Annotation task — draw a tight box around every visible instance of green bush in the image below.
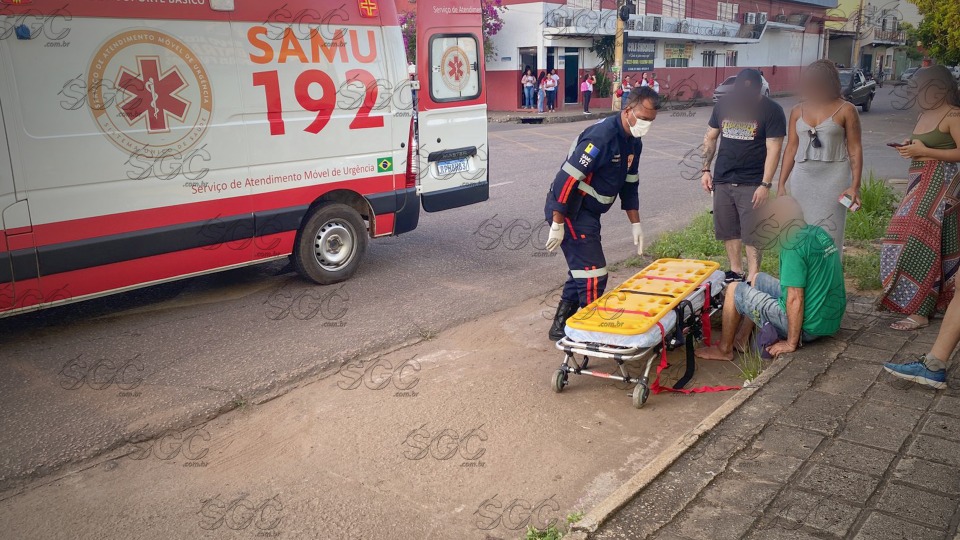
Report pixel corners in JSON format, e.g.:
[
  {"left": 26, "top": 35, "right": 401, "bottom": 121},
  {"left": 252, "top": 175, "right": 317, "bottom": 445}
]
[{"left": 593, "top": 70, "right": 613, "bottom": 98}]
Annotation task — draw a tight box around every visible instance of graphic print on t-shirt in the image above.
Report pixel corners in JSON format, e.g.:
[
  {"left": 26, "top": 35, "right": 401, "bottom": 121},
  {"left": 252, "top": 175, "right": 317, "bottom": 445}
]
[{"left": 721, "top": 119, "right": 759, "bottom": 141}]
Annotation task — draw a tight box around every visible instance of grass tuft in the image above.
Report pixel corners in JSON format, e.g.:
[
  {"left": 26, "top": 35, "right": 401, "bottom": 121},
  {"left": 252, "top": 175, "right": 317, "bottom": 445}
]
[
  {"left": 847, "top": 173, "right": 898, "bottom": 242},
  {"left": 845, "top": 248, "right": 882, "bottom": 290},
  {"left": 733, "top": 347, "right": 765, "bottom": 383}
]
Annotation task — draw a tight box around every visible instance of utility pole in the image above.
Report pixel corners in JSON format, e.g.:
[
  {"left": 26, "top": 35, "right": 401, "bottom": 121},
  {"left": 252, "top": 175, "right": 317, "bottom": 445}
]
[
  {"left": 851, "top": 0, "right": 865, "bottom": 68},
  {"left": 613, "top": 0, "right": 625, "bottom": 110},
  {"left": 613, "top": 0, "right": 633, "bottom": 110}
]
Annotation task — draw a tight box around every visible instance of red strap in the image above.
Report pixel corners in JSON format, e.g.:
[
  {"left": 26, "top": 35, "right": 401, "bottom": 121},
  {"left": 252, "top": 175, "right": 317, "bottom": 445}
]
[
  {"left": 597, "top": 307, "right": 654, "bottom": 317},
  {"left": 701, "top": 283, "right": 712, "bottom": 346},
  {"left": 650, "top": 321, "right": 740, "bottom": 395},
  {"left": 649, "top": 322, "right": 670, "bottom": 394}
]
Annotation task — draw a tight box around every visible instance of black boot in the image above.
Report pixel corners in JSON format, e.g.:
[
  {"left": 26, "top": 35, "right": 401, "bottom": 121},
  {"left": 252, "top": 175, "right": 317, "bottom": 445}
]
[{"left": 548, "top": 301, "right": 579, "bottom": 341}]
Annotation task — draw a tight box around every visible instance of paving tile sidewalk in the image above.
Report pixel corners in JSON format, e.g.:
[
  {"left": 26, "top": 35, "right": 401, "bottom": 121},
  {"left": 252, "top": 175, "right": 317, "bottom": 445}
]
[{"left": 589, "top": 300, "right": 960, "bottom": 540}]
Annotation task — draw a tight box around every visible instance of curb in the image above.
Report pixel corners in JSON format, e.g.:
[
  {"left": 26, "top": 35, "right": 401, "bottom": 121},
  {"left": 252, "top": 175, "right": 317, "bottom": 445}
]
[
  {"left": 571, "top": 350, "right": 797, "bottom": 535},
  {"left": 487, "top": 110, "right": 618, "bottom": 124},
  {"left": 487, "top": 92, "right": 793, "bottom": 125}
]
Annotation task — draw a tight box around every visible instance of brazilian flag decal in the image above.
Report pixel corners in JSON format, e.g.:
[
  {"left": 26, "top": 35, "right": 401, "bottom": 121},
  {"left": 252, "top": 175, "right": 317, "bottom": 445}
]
[{"left": 377, "top": 157, "right": 393, "bottom": 173}]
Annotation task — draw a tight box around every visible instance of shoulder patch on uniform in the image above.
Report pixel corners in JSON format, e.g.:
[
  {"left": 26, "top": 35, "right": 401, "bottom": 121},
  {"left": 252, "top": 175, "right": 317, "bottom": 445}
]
[{"left": 584, "top": 143, "right": 600, "bottom": 157}]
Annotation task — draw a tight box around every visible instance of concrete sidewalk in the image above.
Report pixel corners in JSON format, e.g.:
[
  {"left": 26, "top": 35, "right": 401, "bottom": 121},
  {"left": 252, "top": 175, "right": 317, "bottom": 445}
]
[{"left": 579, "top": 299, "right": 960, "bottom": 539}]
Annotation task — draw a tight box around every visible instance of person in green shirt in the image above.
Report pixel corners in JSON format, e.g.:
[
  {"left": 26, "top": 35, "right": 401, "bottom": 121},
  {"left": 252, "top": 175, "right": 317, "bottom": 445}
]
[{"left": 697, "top": 196, "right": 846, "bottom": 361}]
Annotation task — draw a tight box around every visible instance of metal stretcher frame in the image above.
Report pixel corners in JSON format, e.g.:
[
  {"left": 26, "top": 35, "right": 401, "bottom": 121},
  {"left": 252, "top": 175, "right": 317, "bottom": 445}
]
[{"left": 552, "top": 285, "right": 725, "bottom": 409}]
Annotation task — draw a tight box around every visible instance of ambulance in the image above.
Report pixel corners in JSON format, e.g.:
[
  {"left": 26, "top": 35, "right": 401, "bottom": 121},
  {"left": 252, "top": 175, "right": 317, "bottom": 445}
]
[{"left": 0, "top": 0, "right": 489, "bottom": 316}]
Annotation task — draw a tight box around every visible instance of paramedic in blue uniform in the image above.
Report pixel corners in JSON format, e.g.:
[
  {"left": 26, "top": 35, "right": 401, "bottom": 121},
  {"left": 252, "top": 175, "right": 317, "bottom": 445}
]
[{"left": 545, "top": 86, "right": 660, "bottom": 341}]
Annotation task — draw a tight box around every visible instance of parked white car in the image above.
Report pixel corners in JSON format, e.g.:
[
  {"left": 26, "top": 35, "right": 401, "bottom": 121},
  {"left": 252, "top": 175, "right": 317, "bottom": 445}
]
[
  {"left": 712, "top": 75, "right": 771, "bottom": 102},
  {"left": 899, "top": 67, "right": 920, "bottom": 83}
]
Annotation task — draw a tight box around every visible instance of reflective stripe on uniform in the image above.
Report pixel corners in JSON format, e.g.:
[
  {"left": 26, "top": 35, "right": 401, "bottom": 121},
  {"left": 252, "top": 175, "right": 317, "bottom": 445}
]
[
  {"left": 561, "top": 162, "right": 586, "bottom": 181},
  {"left": 625, "top": 173, "right": 639, "bottom": 183},
  {"left": 577, "top": 181, "right": 616, "bottom": 204},
  {"left": 570, "top": 267, "right": 608, "bottom": 278},
  {"left": 558, "top": 176, "right": 578, "bottom": 203}
]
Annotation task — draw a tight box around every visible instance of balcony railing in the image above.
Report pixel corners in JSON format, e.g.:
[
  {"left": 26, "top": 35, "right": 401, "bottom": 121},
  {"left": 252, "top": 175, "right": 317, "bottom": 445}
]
[
  {"left": 626, "top": 15, "right": 754, "bottom": 40},
  {"left": 873, "top": 29, "right": 905, "bottom": 43},
  {"left": 543, "top": 5, "right": 617, "bottom": 35}
]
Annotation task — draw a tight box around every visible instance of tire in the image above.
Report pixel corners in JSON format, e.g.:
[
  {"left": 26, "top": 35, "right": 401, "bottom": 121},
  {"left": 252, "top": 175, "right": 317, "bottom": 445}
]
[
  {"left": 632, "top": 383, "right": 650, "bottom": 409},
  {"left": 293, "top": 202, "right": 368, "bottom": 285},
  {"left": 861, "top": 96, "right": 872, "bottom": 112},
  {"left": 552, "top": 369, "right": 568, "bottom": 393}
]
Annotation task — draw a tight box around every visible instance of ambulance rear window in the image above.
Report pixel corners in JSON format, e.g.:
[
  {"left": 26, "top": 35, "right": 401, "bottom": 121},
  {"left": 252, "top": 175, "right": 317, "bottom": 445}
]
[{"left": 428, "top": 34, "right": 481, "bottom": 102}]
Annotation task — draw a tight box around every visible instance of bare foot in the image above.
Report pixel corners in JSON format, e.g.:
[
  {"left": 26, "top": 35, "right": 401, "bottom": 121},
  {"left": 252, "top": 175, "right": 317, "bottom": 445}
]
[{"left": 695, "top": 345, "right": 735, "bottom": 361}]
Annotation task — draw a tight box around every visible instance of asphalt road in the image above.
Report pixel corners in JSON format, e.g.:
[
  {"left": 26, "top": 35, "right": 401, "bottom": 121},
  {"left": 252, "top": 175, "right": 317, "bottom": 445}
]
[{"left": 0, "top": 87, "right": 916, "bottom": 491}]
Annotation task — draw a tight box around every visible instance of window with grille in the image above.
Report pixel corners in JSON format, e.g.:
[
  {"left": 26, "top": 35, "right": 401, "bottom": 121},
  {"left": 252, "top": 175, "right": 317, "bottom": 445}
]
[
  {"left": 702, "top": 50, "right": 717, "bottom": 67},
  {"left": 725, "top": 50, "right": 738, "bottom": 66},
  {"left": 716, "top": 2, "right": 739, "bottom": 22},
  {"left": 662, "top": 0, "right": 686, "bottom": 18}
]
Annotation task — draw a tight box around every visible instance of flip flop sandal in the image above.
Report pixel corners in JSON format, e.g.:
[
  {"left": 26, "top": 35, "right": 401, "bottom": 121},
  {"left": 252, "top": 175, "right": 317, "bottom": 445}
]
[{"left": 890, "top": 317, "right": 929, "bottom": 331}]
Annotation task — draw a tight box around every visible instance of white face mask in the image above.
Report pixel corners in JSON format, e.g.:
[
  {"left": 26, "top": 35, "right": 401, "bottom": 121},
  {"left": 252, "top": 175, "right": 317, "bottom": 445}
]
[{"left": 629, "top": 110, "right": 652, "bottom": 138}]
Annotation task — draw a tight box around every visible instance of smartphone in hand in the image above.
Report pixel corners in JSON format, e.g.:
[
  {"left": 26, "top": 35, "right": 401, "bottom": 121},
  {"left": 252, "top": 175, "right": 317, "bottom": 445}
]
[
  {"left": 887, "top": 142, "right": 906, "bottom": 148},
  {"left": 839, "top": 194, "right": 861, "bottom": 212}
]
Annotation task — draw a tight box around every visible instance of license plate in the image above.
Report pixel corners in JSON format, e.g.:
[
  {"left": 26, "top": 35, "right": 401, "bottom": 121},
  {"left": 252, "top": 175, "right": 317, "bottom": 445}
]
[{"left": 437, "top": 158, "right": 469, "bottom": 175}]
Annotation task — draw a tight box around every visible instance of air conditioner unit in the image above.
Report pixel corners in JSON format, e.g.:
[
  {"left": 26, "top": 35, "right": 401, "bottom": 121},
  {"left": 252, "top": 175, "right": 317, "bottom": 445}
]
[
  {"left": 744, "top": 12, "right": 756, "bottom": 24},
  {"left": 757, "top": 12, "right": 768, "bottom": 24}
]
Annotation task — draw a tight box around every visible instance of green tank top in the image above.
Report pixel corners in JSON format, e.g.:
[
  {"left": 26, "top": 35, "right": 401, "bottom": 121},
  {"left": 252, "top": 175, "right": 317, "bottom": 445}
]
[{"left": 912, "top": 110, "right": 958, "bottom": 150}]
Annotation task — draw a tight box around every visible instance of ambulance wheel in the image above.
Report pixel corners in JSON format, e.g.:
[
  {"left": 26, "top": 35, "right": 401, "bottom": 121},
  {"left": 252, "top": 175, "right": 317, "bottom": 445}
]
[
  {"left": 294, "top": 203, "right": 367, "bottom": 285},
  {"left": 552, "top": 369, "right": 568, "bottom": 393},
  {"left": 632, "top": 383, "right": 650, "bottom": 409}
]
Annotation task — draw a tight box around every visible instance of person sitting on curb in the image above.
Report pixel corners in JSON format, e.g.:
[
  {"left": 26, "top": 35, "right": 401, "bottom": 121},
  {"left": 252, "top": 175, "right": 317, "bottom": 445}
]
[
  {"left": 696, "top": 196, "right": 846, "bottom": 361},
  {"left": 884, "top": 292, "right": 960, "bottom": 389}
]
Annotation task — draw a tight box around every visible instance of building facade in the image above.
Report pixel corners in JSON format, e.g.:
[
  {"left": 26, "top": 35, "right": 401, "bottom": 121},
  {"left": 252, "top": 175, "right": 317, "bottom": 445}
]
[
  {"left": 486, "top": 0, "right": 839, "bottom": 110},
  {"left": 824, "top": 0, "right": 919, "bottom": 78}
]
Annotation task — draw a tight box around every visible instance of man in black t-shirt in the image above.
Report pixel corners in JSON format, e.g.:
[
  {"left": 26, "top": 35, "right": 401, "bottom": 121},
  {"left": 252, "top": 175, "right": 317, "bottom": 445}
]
[{"left": 700, "top": 69, "right": 786, "bottom": 282}]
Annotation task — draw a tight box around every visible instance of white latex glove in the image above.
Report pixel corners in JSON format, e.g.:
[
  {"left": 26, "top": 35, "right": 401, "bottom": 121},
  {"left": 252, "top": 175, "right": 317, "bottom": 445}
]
[
  {"left": 632, "top": 222, "right": 644, "bottom": 255},
  {"left": 545, "top": 221, "right": 564, "bottom": 251}
]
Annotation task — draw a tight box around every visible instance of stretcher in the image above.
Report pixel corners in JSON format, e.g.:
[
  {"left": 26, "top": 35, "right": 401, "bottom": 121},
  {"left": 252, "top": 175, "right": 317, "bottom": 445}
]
[{"left": 552, "top": 259, "right": 738, "bottom": 408}]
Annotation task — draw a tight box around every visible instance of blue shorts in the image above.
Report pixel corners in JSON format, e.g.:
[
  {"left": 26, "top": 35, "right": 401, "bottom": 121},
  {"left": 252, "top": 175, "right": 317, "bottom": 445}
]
[{"left": 733, "top": 273, "right": 819, "bottom": 343}]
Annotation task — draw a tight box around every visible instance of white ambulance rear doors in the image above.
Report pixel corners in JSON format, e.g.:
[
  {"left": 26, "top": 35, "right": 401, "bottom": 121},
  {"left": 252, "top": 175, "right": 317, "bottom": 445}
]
[{"left": 415, "top": 0, "right": 489, "bottom": 212}]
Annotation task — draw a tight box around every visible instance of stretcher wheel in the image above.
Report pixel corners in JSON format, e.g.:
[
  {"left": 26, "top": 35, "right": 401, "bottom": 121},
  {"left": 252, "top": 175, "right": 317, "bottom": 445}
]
[
  {"left": 552, "top": 369, "right": 568, "bottom": 393},
  {"left": 632, "top": 383, "right": 650, "bottom": 409}
]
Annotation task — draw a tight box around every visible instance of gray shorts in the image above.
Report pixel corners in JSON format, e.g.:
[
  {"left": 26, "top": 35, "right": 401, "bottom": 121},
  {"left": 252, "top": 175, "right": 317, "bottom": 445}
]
[
  {"left": 713, "top": 182, "right": 759, "bottom": 245},
  {"left": 733, "top": 273, "right": 819, "bottom": 343}
]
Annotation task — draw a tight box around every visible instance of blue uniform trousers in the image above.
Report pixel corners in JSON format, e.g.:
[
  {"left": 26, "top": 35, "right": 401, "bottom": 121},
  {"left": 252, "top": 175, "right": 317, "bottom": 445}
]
[{"left": 559, "top": 210, "right": 608, "bottom": 307}]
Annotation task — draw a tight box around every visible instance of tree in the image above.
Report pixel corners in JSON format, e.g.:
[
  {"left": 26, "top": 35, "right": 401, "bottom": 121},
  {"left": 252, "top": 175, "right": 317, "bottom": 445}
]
[
  {"left": 399, "top": 11, "right": 416, "bottom": 64},
  {"left": 481, "top": 0, "right": 507, "bottom": 60},
  {"left": 398, "top": 0, "right": 508, "bottom": 63},
  {"left": 589, "top": 35, "right": 617, "bottom": 71},
  {"left": 899, "top": 22, "right": 924, "bottom": 62},
  {"left": 908, "top": 0, "right": 960, "bottom": 65}
]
